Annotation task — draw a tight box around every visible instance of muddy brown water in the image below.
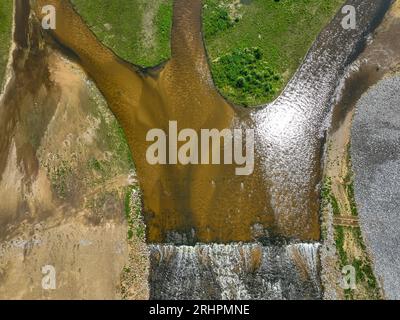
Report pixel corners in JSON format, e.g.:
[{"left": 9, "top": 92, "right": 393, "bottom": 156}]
[{"left": 24, "top": 0, "right": 392, "bottom": 245}]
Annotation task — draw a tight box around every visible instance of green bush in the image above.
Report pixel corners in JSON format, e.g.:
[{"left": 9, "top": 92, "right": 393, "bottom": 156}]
[
  {"left": 203, "top": 0, "right": 235, "bottom": 37},
  {"left": 212, "top": 47, "right": 281, "bottom": 106},
  {"left": 205, "top": 0, "right": 346, "bottom": 106}
]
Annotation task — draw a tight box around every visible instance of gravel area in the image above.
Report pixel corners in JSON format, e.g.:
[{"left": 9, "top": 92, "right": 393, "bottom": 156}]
[{"left": 351, "top": 76, "right": 400, "bottom": 300}]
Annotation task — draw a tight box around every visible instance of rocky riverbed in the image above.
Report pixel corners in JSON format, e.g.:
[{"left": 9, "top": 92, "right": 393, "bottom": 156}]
[{"left": 351, "top": 76, "right": 400, "bottom": 300}]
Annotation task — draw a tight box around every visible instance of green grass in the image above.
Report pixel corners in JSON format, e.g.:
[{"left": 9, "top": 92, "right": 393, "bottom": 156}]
[
  {"left": 72, "top": 0, "right": 344, "bottom": 105},
  {"left": 49, "top": 160, "right": 74, "bottom": 199},
  {"left": 0, "top": 0, "right": 13, "bottom": 88},
  {"left": 334, "top": 225, "right": 381, "bottom": 299},
  {"left": 155, "top": 1, "right": 173, "bottom": 63},
  {"left": 335, "top": 225, "right": 347, "bottom": 265},
  {"left": 71, "top": 0, "right": 173, "bottom": 67},
  {"left": 204, "top": 0, "right": 345, "bottom": 105},
  {"left": 346, "top": 181, "right": 358, "bottom": 216},
  {"left": 203, "top": 0, "right": 235, "bottom": 38},
  {"left": 124, "top": 186, "right": 145, "bottom": 240},
  {"left": 321, "top": 177, "right": 341, "bottom": 216}
]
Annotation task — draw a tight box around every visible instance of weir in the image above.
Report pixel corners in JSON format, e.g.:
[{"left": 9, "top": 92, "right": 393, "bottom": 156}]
[{"left": 149, "top": 243, "right": 321, "bottom": 299}]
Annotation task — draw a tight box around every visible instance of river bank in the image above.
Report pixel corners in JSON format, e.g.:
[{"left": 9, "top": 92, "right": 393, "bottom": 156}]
[
  {"left": 320, "top": 0, "right": 400, "bottom": 300},
  {"left": 0, "top": 1, "right": 148, "bottom": 299},
  {"left": 0, "top": 0, "right": 14, "bottom": 94}
]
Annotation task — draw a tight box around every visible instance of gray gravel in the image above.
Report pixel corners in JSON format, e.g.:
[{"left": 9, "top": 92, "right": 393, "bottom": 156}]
[{"left": 351, "top": 76, "right": 400, "bottom": 300}]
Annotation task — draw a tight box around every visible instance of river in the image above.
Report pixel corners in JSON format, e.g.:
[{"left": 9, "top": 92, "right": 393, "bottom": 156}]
[{"left": 7, "top": 0, "right": 394, "bottom": 299}]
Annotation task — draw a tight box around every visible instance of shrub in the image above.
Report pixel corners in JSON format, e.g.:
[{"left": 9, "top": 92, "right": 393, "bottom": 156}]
[
  {"left": 203, "top": 0, "right": 234, "bottom": 37},
  {"left": 212, "top": 47, "right": 281, "bottom": 106}
]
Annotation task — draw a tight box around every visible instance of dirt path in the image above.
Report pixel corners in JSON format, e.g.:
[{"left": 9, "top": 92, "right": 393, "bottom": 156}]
[
  {"left": 333, "top": 217, "right": 359, "bottom": 227},
  {"left": 141, "top": 0, "right": 162, "bottom": 51}
]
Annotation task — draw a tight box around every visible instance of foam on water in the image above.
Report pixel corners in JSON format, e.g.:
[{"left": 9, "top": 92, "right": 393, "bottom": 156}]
[{"left": 149, "top": 243, "right": 321, "bottom": 300}]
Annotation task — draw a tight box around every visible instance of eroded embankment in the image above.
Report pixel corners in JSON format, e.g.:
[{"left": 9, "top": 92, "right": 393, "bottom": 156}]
[{"left": 0, "top": 0, "right": 148, "bottom": 299}]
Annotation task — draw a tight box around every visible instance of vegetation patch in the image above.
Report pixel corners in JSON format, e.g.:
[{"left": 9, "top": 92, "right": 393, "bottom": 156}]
[
  {"left": 334, "top": 225, "right": 381, "bottom": 300},
  {"left": 346, "top": 181, "right": 358, "bottom": 216},
  {"left": 203, "top": 0, "right": 240, "bottom": 38},
  {"left": 322, "top": 140, "right": 381, "bottom": 300},
  {"left": 344, "top": 151, "right": 359, "bottom": 217},
  {"left": 321, "top": 177, "right": 340, "bottom": 216},
  {"left": 72, "top": 0, "right": 345, "bottom": 105},
  {"left": 204, "top": 0, "right": 345, "bottom": 105},
  {"left": 71, "top": 0, "right": 173, "bottom": 67},
  {"left": 212, "top": 47, "right": 281, "bottom": 106},
  {"left": 47, "top": 160, "right": 74, "bottom": 199},
  {"left": 120, "top": 184, "right": 148, "bottom": 300},
  {"left": 124, "top": 186, "right": 145, "bottom": 240},
  {"left": 0, "top": 0, "right": 13, "bottom": 88},
  {"left": 155, "top": 2, "right": 173, "bottom": 63}
]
